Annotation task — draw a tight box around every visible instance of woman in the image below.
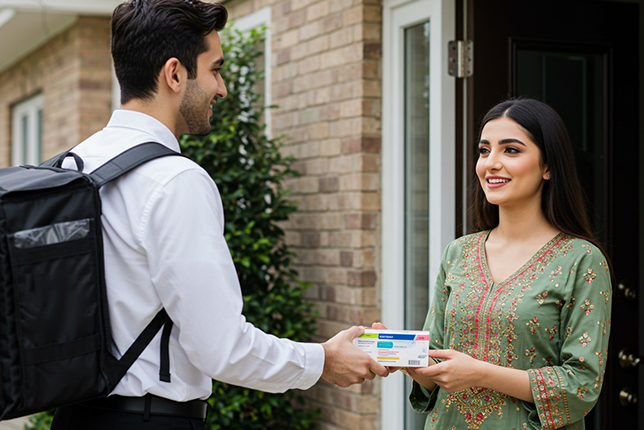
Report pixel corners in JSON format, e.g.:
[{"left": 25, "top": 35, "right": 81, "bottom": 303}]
[{"left": 377, "top": 98, "right": 612, "bottom": 429}]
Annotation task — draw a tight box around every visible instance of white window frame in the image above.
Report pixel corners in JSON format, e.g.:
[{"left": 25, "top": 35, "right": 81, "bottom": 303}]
[
  {"left": 12, "top": 93, "right": 44, "bottom": 166},
  {"left": 381, "top": 0, "right": 455, "bottom": 426},
  {"left": 233, "top": 7, "right": 272, "bottom": 138}
]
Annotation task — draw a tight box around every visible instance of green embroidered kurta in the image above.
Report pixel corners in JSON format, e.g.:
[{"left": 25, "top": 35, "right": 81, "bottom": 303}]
[{"left": 409, "top": 231, "right": 612, "bottom": 430}]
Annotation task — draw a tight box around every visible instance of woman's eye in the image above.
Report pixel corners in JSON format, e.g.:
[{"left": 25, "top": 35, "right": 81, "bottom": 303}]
[
  {"left": 476, "top": 146, "right": 490, "bottom": 155},
  {"left": 505, "top": 146, "right": 520, "bottom": 154}
]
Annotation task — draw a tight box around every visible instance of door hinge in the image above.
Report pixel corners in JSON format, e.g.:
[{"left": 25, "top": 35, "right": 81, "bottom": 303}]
[{"left": 448, "top": 40, "right": 473, "bottom": 78}]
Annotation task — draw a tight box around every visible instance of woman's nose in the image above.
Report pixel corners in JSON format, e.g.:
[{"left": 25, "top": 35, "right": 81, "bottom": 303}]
[{"left": 485, "top": 149, "right": 502, "bottom": 170}]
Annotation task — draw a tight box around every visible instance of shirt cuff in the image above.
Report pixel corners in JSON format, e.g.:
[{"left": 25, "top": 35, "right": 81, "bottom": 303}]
[
  {"left": 294, "top": 343, "right": 325, "bottom": 390},
  {"left": 409, "top": 380, "right": 440, "bottom": 413}
]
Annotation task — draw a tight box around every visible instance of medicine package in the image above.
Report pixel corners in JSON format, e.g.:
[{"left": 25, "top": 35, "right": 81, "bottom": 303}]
[{"left": 353, "top": 329, "right": 429, "bottom": 367}]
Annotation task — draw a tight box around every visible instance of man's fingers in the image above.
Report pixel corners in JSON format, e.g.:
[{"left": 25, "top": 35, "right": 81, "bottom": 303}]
[
  {"left": 369, "top": 359, "right": 389, "bottom": 377},
  {"left": 344, "top": 325, "right": 366, "bottom": 340}
]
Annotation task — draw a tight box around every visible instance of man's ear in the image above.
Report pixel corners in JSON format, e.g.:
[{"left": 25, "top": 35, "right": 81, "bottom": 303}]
[{"left": 161, "top": 57, "right": 184, "bottom": 94}]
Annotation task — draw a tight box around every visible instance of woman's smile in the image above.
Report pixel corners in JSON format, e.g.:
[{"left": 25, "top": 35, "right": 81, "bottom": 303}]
[{"left": 476, "top": 116, "right": 550, "bottom": 208}]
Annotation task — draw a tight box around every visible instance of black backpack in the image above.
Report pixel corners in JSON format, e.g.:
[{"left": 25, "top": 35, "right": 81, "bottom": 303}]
[{"left": 0, "top": 142, "right": 182, "bottom": 420}]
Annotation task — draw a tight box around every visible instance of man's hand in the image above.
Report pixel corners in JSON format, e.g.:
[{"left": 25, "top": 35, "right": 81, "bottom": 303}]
[{"left": 321, "top": 326, "right": 389, "bottom": 387}]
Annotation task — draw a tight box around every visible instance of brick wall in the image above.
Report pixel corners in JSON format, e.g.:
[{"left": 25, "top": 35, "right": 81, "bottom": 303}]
[
  {"left": 226, "top": 0, "right": 383, "bottom": 428},
  {"left": 0, "top": 16, "right": 113, "bottom": 167}
]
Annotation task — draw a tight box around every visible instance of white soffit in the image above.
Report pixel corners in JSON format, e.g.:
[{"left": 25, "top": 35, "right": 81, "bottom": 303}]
[{"left": 0, "top": 1, "right": 121, "bottom": 73}]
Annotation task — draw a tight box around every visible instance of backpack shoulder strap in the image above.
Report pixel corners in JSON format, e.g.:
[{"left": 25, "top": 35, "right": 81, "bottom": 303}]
[
  {"left": 90, "top": 142, "right": 186, "bottom": 188},
  {"left": 40, "top": 148, "right": 84, "bottom": 172}
]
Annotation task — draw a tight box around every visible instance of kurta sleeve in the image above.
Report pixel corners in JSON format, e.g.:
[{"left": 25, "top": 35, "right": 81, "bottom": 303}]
[
  {"left": 527, "top": 244, "right": 612, "bottom": 429},
  {"left": 409, "top": 243, "right": 452, "bottom": 413}
]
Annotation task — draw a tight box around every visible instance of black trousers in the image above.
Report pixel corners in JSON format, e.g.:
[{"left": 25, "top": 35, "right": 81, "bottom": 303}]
[{"left": 50, "top": 405, "right": 207, "bottom": 430}]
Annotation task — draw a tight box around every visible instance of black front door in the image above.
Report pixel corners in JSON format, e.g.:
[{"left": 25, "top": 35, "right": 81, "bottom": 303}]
[{"left": 463, "top": 0, "right": 641, "bottom": 428}]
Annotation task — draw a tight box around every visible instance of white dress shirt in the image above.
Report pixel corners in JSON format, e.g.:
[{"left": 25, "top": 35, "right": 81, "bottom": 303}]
[{"left": 63, "top": 110, "right": 324, "bottom": 401}]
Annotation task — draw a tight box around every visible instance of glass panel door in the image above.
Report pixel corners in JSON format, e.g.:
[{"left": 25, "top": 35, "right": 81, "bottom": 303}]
[
  {"left": 515, "top": 49, "right": 605, "bottom": 238},
  {"left": 404, "top": 20, "right": 430, "bottom": 430}
]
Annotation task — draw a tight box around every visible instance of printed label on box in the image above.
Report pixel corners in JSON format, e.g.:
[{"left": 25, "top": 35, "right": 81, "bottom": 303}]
[{"left": 353, "top": 329, "right": 429, "bottom": 367}]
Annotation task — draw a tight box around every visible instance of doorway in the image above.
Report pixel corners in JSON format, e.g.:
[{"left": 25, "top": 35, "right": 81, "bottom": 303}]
[{"left": 460, "top": 0, "right": 641, "bottom": 428}]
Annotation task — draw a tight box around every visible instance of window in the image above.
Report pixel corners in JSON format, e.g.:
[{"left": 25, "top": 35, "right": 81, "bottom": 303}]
[
  {"left": 233, "top": 7, "right": 272, "bottom": 137},
  {"left": 12, "top": 93, "right": 44, "bottom": 166},
  {"left": 381, "top": 0, "right": 455, "bottom": 427}
]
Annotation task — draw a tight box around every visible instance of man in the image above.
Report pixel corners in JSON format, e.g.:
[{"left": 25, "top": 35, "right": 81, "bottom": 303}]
[{"left": 50, "top": 1, "right": 387, "bottom": 429}]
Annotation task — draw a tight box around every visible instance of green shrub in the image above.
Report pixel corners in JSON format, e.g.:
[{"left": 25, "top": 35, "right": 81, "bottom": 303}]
[
  {"left": 180, "top": 25, "right": 320, "bottom": 430},
  {"left": 25, "top": 25, "right": 318, "bottom": 430}
]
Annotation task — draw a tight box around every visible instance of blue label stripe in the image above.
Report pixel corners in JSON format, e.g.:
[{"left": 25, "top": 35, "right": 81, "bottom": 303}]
[{"left": 377, "top": 334, "right": 416, "bottom": 340}]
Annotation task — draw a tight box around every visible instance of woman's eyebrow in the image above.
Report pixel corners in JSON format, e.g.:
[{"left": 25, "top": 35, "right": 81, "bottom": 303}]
[
  {"left": 499, "top": 138, "right": 526, "bottom": 146},
  {"left": 478, "top": 138, "right": 526, "bottom": 146}
]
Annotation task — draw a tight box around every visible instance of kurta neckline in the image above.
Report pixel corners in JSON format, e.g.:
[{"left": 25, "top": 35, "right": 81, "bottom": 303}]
[{"left": 479, "top": 230, "right": 565, "bottom": 287}]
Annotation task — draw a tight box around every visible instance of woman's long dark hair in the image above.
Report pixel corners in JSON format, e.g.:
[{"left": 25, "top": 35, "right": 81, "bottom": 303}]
[{"left": 473, "top": 98, "right": 610, "bottom": 260}]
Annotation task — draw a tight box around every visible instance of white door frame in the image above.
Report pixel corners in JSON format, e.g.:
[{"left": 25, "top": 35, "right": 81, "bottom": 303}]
[{"left": 381, "top": 0, "right": 455, "bottom": 426}]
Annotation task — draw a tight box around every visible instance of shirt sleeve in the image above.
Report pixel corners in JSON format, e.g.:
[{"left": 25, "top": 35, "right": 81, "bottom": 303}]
[
  {"left": 139, "top": 166, "right": 324, "bottom": 393},
  {"left": 527, "top": 244, "right": 612, "bottom": 429},
  {"left": 409, "top": 242, "right": 452, "bottom": 413}
]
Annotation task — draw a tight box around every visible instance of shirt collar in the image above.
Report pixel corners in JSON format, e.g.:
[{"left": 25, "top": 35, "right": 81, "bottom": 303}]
[{"left": 106, "top": 110, "right": 181, "bottom": 153}]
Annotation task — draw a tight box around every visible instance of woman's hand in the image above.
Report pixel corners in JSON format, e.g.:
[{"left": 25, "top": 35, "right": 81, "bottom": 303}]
[{"left": 411, "top": 349, "right": 483, "bottom": 393}]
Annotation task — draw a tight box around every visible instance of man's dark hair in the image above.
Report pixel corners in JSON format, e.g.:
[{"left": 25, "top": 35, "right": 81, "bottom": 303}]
[{"left": 111, "top": 0, "right": 228, "bottom": 104}]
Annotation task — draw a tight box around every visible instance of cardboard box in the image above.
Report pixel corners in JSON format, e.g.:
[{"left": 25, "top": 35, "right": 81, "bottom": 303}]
[{"left": 353, "top": 329, "right": 429, "bottom": 367}]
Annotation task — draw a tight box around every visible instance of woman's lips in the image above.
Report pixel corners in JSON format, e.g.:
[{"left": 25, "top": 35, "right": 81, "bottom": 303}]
[{"left": 486, "top": 177, "right": 510, "bottom": 188}]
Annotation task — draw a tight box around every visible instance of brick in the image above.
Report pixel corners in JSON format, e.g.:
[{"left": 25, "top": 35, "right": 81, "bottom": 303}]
[
  {"left": 274, "top": 81, "right": 292, "bottom": 98},
  {"left": 323, "top": 14, "right": 344, "bottom": 33},
  {"left": 308, "top": 35, "right": 330, "bottom": 54},
  {"left": 299, "top": 21, "right": 322, "bottom": 41},
  {"left": 319, "top": 139, "right": 342, "bottom": 156},
  {"left": 299, "top": 106, "right": 321, "bottom": 124},
  {"left": 299, "top": 176, "right": 320, "bottom": 193},
  {"left": 307, "top": 0, "right": 330, "bottom": 21},
  {"left": 272, "top": 1, "right": 292, "bottom": 18},
  {"left": 329, "top": 118, "right": 360, "bottom": 137},
  {"left": 362, "top": 79, "right": 381, "bottom": 97},
  {"left": 319, "top": 176, "right": 339, "bottom": 192},
  {"left": 343, "top": 5, "right": 362, "bottom": 26},
  {"left": 361, "top": 116, "right": 381, "bottom": 134},
  {"left": 277, "top": 29, "right": 300, "bottom": 49},
  {"left": 301, "top": 232, "right": 321, "bottom": 247},
  {"left": 340, "top": 99, "right": 362, "bottom": 117},
  {"left": 329, "top": 0, "right": 354, "bottom": 13},
  {"left": 342, "top": 137, "right": 381, "bottom": 154},
  {"left": 363, "top": 43, "right": 381, "bottom": 59},
  {"left": 328, "top": 231, "right": 353, "bottom": 247},
  {"left": 289, "top": 9, "right": 307, "bottom": 28},
  {"left": 276, "top": 49, "right": 291, "bottom": 66},
  {"left": 330, "top": 27, "right": 355, "bottom": 49},
  {"left": 273, "top": 16, "right": 290, "bottom": 35},
  {"left": 284, "top": 230, "right": 301, "bottom": 246},
  {"left": 340, "top": 251, "right": 353, "bottom": 267},
  {"left": 320, "top": 104, "right": 341, "bottom": 121},
  {"left": 303, "top": 194, "right": 329, "bottom": 211},
  {"left": 292, "top": 0, "right": 317, "bottom": 11},
  {"left": 353, "top": 154, "right": 379, "bottom": 172},
  {"left": 360, "top": 192, "right": 381, "bottom": 210},
  {"left": 273, "top": 63, "right": 299, "bottom": 82},
  {"left": 364, "top": 4, "right": 381, "bottom": 21},
  {"left": 319, "top": 285, "right": 337, "bottom": 301},
  {"left": 299, "top": 55, "right": 321, "bottom": 74},
  {"left": 305, "top": 157, "right": 329, "bottom": 174},
  {"left": 329, "top": 155, "right": 353, "bottom": 173},
  {"left": 343, "top": 213, "right": 377, "bottom": 229}
]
